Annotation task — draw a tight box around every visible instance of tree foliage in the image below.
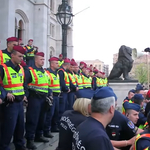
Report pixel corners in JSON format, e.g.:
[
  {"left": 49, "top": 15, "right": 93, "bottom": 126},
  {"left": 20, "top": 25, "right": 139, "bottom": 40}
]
[{"left": 134, "top": 63, "right": 148, "bottom": 84}]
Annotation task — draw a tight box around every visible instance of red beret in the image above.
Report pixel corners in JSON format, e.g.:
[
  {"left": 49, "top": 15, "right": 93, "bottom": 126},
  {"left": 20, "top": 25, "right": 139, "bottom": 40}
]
[
  {"left": 89, "top": 69, "right": 93, "bottom": 72},
  {"left": 146, "top": 90, "right": 150, "bottom": 98},
  {"left": 59, "top": 54, "right": 63, "bottom": 57},
  {"left": 49, "top": 57, "right": 59, "bottom": 62},
  {"left": 90, "top": 64, "right": 93, "bottom": 67},
  {"left": 71, "top": 59, "right": 75, "bottom": 62},
  {"left": 80, "top": 61, "right": 85, "bottom": 65},
  {"left": 36, "top": 52, "right": 44, "bottom": 57},
  {"left": 93, "top": 67, "right": 96, "bottom": 69},
  {"left": 28, "top": 39, "right": 33, "bottom": 42},
  {"left": 13, "top": 45, "right": 26, "bottom": 54},
  {"left": 93, "top": 69, "right": 98, "bottom": 74},
  {"left": 7, "top": 37, "right": 18, "bottom": 42},
  {"left": 71, "top": 61, "right": 78, "bottom": 66},
  {"left": 99, "top": 71, "right": 103, "bottom": 74},
  {"left": 20, "top": 60, "right": 27, "bottom": 67},
  {"left": 87, "top": 68, "right": 91, "bottom": 71},
  {"left": 19, "top": 38, "right": 22, "bottom": 41},
  {"left": 103, "top": 72, "right": 105, "bottom": 75},
  {"left": 82, "top": 63, "right": 87, "bottom": 69},
  {"left": 64, "top": 58, "right": 71, "bottom": 63}
]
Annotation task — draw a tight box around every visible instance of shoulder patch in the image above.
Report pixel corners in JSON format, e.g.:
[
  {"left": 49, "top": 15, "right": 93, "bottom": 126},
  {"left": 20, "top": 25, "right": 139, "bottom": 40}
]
[{"left": 127, "top": 121, "right": 135, "bottom": 129}]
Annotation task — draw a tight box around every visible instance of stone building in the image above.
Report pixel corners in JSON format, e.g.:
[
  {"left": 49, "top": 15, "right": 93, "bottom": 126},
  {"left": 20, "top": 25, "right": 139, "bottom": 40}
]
[{"left": 0, "top": 0, "right": 73, "bottom": 67}]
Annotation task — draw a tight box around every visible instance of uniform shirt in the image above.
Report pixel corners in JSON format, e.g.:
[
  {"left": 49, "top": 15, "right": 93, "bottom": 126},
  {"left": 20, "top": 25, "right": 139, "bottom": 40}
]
[
  {"left": 57, "top": 110, "right": 87, "bottom": 150},
  {"left": 58, "top": 66, "right": 69, "bottom": 92},
  {"left": 0, "top": 60, "right": 25, "bottom": 101},
  {"left": 25, "top": 64, "right": 52, "bottom": 97},
  {"left": 73, "top": 117, "right": 114, "bottom": 150},
  {"left": 92, "top": 76, "right": 98, "bottom": 90},
  {"left": 106, "top": 110, "right": 137, "bottom": 150},
  {"left": 2, "top": 49, "right": 11, "bottom": 59}
]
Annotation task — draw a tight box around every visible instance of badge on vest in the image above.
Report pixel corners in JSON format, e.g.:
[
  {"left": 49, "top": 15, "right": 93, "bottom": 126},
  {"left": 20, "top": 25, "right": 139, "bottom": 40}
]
[
  {"left": 18, "top": 73, "right": 23, "bottom": 76},
  {"left": 11, "top": 73, "right": 17, "bottom": 78},
  {"left": 38, "top": 74, "right": 43, "bottom": 77},
  {"left": 127, "top": 121, "right": 134, "bottom": 129}
]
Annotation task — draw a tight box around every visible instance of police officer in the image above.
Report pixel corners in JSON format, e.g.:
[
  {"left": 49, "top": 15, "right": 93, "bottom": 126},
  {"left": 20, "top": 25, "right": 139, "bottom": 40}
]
[
  {"left": 24, "top": 39, "right": 38, "bottom": 67},
  {"left": 73, "top": 87, "right": 116, "bottom": 150},
  {"left": 106, "top": 96, "right": 143, "bottom": 150},
  {"left": 58, "top": 54, "right": 64, "bottom": 68},
  {"left": 92, "top": 69, "right": 100, "bottom": 90},
  {"left": 44, "top": 57, "right": 60, "bottom": 137},
  {"left": 135, "top": 84, "right": 144, "bottom": 94},
  {"left": 67, "top": 60, "right": 78, "bottom": 110},
  {"left": 78, "top": 61, "right": 86, "bottom": 73},
  {"left": 134, "top": 111, "right": 150, "bottom": 150},
  {"left": 58, "top": 58, "right": 70, "bottom": 119},
  {"left": 25, "top": 52, "right": 50, "bottom": 149},
  {"left": 0, "top": 46, "right": 26, "bottom": 150},
  {"left": 132, "top": 94, "right": 147, "bottom": 129},
  {"left": 124, "top": 103, "right": 140, "bottom": 125},
  {"left": 102, "top": 72, "right": 108, "bottom": 87},
  {"left": 0, "top": 37, "right": 18, "bottom": 65},
  {"left": 75, "top": 63, "right": 94, "bottom": 99},
  {"left": 122, "top": 89, "right": 135, "bottom": 115}
]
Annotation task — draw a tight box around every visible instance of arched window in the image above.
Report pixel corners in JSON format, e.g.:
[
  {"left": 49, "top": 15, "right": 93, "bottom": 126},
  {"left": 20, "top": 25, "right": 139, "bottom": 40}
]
[
  {"left": 18, "top": 20, "right": 23, "bottom": 39},
  {"left": 50, "top": 47, "right": 55, "bottom": 58}
]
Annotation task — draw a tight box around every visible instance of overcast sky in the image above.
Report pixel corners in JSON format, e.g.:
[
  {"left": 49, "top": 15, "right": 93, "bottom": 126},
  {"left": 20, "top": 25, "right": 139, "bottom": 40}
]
[{"left": 73, "top": 0, "right": 150, "bottom": 69}]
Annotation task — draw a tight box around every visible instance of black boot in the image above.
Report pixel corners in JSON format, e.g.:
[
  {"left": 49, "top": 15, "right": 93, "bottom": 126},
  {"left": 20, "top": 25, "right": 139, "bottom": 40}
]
[
  {"left": 34, "top": 136, "right": 49, "bottom": 143},
  {"left": 26, "top": 140, "right": 37, "bottom": 150},
  {"left": 51, "top": 128, "right": 59, "bottom": 132},
  {"left": 44, "top": 131, "right": 54, "bottom": 138},
  {"left": 15, "top": 146, "right": 27, "bottom": 150}
]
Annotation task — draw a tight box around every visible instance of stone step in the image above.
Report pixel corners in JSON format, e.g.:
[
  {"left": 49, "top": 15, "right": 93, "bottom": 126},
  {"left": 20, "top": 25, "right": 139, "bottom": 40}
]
[
  {"left": 43, "top": 140, "right": 58, "bottom": 150},
  {"left": 10, "top": 133, "right": 59, "bottom": 150}
]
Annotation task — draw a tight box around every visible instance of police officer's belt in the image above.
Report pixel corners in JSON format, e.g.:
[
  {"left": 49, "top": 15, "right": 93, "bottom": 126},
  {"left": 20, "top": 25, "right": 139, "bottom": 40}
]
[{"left": 53, "top": 92, "right": 61, "bottom": 97}]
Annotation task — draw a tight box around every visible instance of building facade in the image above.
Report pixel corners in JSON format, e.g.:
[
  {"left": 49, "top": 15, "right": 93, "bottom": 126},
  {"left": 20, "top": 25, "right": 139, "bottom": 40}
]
[
  {"left": 0, "top": 0, "right": 73, "bottom": 67},
  {"left": 76, "top": 59, "right": 109, "bottom": 77}
]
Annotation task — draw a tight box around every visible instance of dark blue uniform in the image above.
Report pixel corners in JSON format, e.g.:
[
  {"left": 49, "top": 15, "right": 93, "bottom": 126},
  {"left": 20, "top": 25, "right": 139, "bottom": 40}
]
[
  {"left": 135, "top": 129, "right": 150, "bottom": 149},
  {"left": 58, "top": 66, "right": 70, "bottom": 119},
  {"left": 106, "top": 110, "right": 137, "bottom": 150},
  {"left": 73, "top": 117, "right": 114, "bottom": 150},
  {"left": 0, "top": 60, "right": 25, "bottom": 150},
  {"left": 25, "top": 65, "right": 51, "bottom": 140},
  {"left": 57, "top": 110, "right": 87, "bottom": 150},
  {"left": 92, "top": 76, "right": 97, "bottom": 90},
  {"left": 136, "top": 111, "right": 147, "bottom": 128},
  {"left": 44, "top": 68, "right": 59, "bottom": 133}
]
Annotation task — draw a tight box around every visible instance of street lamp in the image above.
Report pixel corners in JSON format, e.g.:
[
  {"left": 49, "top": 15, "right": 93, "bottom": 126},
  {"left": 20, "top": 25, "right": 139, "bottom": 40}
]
[{"left": 56, "top": 0, "right": 73, "bottom": 58}]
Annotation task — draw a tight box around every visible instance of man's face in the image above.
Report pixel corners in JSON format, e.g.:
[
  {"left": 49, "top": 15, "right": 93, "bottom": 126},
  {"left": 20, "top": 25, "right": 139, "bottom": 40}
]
[
  {"left": 128, "top": 92, "right": 135, "bottom": 100},
  {"left": 89, "top": 72, "right": 93, "bottom": 76},
  {"left": 69, "top": 65, "right": 73, "bottom": 72},
  {"left": 73, "top": 66, "right": 79, "bottom": 73},
  {"left": 126, "top": 110, "right": 139, "bottom": 124},
  {"left": 28, "top": 41, "right": 33, "bottom": 46},
  {"left": 59, "top": 56, "right": 63, "bottom": 60},
  {"left": 35, "top": 56, "right": 45, "bottom": 67},
  {"left": 8, "top": 41, "right": 18, "bottom": 51},
  {"left": 12, "top": 51, "right": 23, "bottom": 64},
  {"left": 51, "top": 61, "right": 59, "bottom": 70}
]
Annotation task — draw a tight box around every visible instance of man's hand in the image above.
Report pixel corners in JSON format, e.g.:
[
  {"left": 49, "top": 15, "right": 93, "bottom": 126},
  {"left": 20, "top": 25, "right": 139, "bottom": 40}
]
[
  {"left": 0, "top": 98, "right": 3, "bottom": 104},
  {"left": 67, "top": 89, "right": 70, "bottom": 93},
  {"left": 76, "top": 87, "right": 79, "bottom": 91},
  {"left": 7, "top": 93, "right": 15, "bottom": 101},
  {"left": 127, "top": 136, "right": 136, "bottom": 145},
  {"left": 23, "top": 96, "right": 28, "bottom": 103}
]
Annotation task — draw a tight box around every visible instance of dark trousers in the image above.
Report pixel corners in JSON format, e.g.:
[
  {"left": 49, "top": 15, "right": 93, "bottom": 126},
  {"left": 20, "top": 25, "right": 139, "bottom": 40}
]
[
  {"left": 68, "top": 92, "right": 75, "bottom": 110},
  {"left": 25, "top": 96, "right": 46, "bottom": 140},
  {"left": 26, "top": 57, "right": 34, "bottom": 67},
  {"left": 0, "top": 101, "right": 25, "bottom": 150},
  {"left": 44, "top": 96, "right": 59, "bottom": 132},
  {"left": 59, "top": 93, "right": 68, "bottom": 121}
]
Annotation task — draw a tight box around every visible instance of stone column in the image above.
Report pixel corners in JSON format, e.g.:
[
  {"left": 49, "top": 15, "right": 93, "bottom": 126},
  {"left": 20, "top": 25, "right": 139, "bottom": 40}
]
[
  {"left": 33, "top": 1, "right": 48, "bottom": 67},
  {"left": 0, "top": 0, "right": 16, "bottom": 49}
]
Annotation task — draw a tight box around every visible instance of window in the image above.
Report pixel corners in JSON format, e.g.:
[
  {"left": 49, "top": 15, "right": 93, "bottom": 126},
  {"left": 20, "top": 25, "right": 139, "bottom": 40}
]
[
  {"left": 50, "top": 23, "right": 55, "bottom": 38},
  {"left": 50, "top": 0, "right": 54, "bottom": 12}
]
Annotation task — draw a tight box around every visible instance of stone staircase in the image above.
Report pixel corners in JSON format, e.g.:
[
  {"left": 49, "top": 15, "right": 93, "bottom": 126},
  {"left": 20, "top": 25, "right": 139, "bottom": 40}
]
[{"left": 10, "top": 132, "right": 59, "bottom": 150}]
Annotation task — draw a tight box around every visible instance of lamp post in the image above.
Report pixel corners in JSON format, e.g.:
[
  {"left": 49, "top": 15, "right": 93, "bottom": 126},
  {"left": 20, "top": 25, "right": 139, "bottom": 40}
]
[{"left": 56, "top": 0, "right": 73, "bottom": 58}]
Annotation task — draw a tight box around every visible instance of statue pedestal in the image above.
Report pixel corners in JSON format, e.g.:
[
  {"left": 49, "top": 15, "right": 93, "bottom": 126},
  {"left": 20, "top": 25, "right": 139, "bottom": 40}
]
[{"left": 108, "top": 80, "right": 138, "bottom": 112}]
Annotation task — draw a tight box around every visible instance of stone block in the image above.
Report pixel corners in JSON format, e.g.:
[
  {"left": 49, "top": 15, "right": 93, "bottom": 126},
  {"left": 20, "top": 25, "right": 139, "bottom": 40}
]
[{"left": 109, "top": 80, "right": 138, "bottom": 110}]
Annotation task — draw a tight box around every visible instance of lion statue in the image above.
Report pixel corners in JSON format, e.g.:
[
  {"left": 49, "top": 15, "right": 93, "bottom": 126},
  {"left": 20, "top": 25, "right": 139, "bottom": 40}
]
[{"left": 108, "top": 45, "right": 134, "bottom": 80}]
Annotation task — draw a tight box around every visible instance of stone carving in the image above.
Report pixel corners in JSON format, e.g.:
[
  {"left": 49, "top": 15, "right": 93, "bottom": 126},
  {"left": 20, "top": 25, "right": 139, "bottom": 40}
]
[{"left": 108, "top": 45, "right": 133, "bottom": 80}]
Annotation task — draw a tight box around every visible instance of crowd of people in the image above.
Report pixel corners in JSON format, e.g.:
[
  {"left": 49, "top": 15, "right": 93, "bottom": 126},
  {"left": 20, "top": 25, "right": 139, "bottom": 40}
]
[{"left": 0, "top": 36, "right": 150, "bottom": 150}]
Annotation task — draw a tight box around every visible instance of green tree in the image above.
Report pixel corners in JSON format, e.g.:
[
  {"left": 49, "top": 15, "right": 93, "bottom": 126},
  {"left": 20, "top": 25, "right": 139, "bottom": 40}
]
[{"left": 134, "top": 63, "right": 148, "bottom": 84}]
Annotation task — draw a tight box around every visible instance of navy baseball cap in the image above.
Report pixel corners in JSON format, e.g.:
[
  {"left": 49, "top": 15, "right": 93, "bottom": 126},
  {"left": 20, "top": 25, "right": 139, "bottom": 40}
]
[
  {"left": 136, "top": 84, "right": 143, "bottom": 91},
  {"left": 93, "top": 87, "right": 117, "bottom": 101},
  {"left": 124, "top": 103, "right": 140, "bottom": 112},
  {"left": 133, "top": 94, "right": 144, "bottom": 101}
]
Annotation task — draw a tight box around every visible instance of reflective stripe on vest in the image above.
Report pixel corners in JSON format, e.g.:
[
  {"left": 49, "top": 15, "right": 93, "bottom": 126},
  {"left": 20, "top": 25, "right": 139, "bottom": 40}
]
[
  {"left": 68, "top": 73, "right": 76, "bottom": 86},
  {"left": 58, "top": 60, "right": 64, "bottom": 67},
  {"left": 28, "top": 67, "right": 49, "bottom": 93},
  {"left": 2, "top": 64, "right": 25, "bottom": 96},
  {"left": 82, "top": 75, "right": 91, "bottom": 88},
  {"left": 0, "top": 50, "right": 11, "bottom": 65},
  {"left": 46, "top": 70, "right": 61, "bottom": 93},
  {"left": 25, "top": 46, "right": 35, "bottom": 57},
  {"left": 122, "top": 99, "right": 133, "bottom": 115},
  {"left": 74, "top": 74, "right": 83, "bottom": 89},
  {"left": 134, "top": 133, "right": 150, "bottom": 150},
  {"left": 58, "top": 68, "right": 70, "bottom": 87}
]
